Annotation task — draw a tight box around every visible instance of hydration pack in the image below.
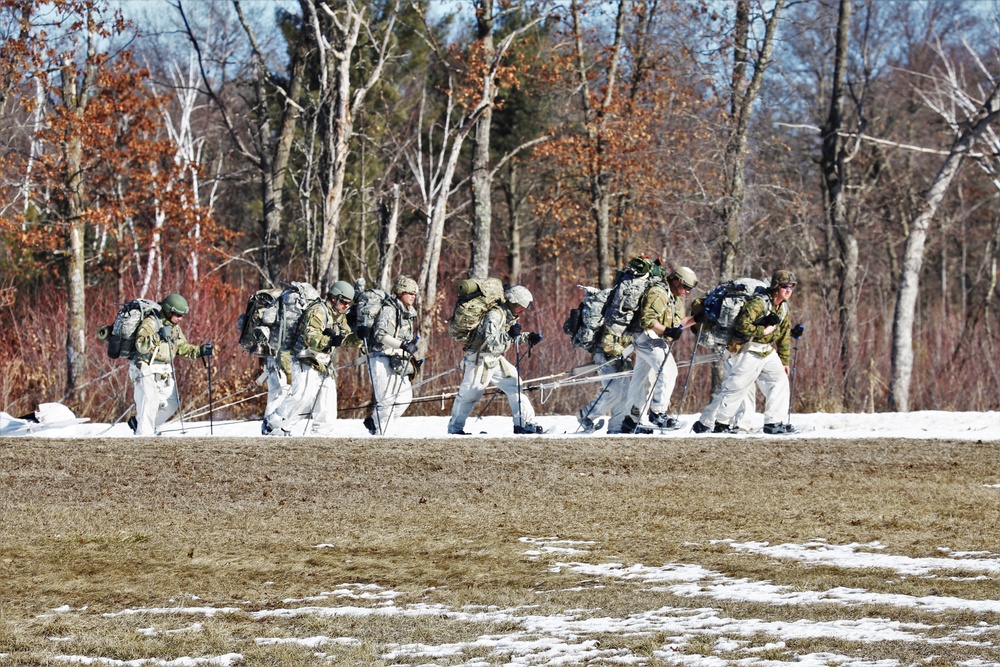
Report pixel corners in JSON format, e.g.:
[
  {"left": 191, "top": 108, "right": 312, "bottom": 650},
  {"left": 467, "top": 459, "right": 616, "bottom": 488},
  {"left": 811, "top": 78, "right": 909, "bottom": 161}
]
[
  {"left": 563, "top": 285, "right": 611, "bottom": 352},
  {"left": 237, "top": 288, "right": 282, "bottom": 357},
  {"left": 447, "top": 277, "right": 506, "bottom": 344},
  {"left": 696, "top": 277, "right": 768, "bottom": 349},
  {"left": 105, "top": 299, "right": 162, "bottom": 360}
]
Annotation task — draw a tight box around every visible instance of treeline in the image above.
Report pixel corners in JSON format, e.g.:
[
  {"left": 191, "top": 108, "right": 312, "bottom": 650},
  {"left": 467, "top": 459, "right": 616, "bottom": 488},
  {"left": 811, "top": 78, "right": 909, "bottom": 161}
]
[{"left": 0, "top": 0, "right": 998, "bottom": 421}]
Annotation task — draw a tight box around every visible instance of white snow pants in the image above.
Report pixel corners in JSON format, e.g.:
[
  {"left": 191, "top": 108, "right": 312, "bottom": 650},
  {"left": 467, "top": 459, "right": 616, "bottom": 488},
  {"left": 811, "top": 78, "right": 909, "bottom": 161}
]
[
  {"left": 263, "top": 356, "right": 290, "bottom": 419},
  {"left": 130, "top": 361, "right": 178, "bottom": 436},
  {"left": 368, "top": 355, "right": 413, "bottom": 435},
  {"left": 448, "top": 352, "right": 534, "bottom": 433},
  {"left": 624, "top": 331, "right": 678, "bottom": 420},
  {"left": 267, "top": 361, "right": 337, "bottom": 436},
  {"left": 698, "top": 350, "right": 756, "bottom": 429},
  {"left": 714, "top": 349, "right": 789, "bottom": 427},
  {"left": 581, "top": 351, "right": 630, "bottom": 433}
]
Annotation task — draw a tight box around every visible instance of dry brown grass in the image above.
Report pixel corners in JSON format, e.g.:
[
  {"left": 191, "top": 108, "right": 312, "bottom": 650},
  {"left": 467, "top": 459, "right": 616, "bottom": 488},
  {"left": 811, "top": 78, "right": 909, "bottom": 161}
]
[{"left": 2, "top": 435, "right": 1000, "bottom": 665}]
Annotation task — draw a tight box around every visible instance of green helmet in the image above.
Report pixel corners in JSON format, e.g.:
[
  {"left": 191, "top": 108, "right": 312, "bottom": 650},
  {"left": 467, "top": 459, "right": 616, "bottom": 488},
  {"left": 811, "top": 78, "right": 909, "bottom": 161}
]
[
  {"left": 770, "top": 269, "right": 798, "bottom": 289},
  {"left": 161, "top": 293, "right": 189, "bottom": 316},
  {"left": 327, "top": 280, "right": 356, "bottom": 302}
]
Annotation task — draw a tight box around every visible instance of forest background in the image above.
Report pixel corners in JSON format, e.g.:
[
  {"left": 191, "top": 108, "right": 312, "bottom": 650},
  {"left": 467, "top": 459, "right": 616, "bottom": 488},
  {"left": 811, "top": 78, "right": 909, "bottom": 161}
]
[{"left": 0, "top": 0, "right": 998, "bottom": 424}]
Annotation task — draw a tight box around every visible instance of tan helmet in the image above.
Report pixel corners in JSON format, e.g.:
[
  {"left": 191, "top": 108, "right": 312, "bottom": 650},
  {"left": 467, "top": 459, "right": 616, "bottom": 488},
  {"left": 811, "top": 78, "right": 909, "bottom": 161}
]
[
  {"left": 770, "top": 270, "right": 798, "bottom": 289},
  {"left": 667, "top": 266, "right": 698, "bottom": 290},
  {"left": 393, "top": 275, "right": 418, "bottom": 296},
  {"left": 504, "top": 285, "right": 533, "bottom": 309}
]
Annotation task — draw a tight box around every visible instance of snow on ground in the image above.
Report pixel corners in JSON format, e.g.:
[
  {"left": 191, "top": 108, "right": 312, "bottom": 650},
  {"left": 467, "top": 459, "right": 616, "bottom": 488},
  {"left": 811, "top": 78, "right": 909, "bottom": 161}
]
[
  {"left": 42, "top": 537, "right": 1000, "bottom": 666},
  {"left": 1, "top": 408, "right": 998, "bottom": 439}
]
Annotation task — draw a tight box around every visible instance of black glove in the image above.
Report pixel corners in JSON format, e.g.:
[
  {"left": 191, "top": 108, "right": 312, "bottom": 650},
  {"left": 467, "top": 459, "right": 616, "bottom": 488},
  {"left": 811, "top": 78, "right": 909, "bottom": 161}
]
[
  {"left": 158, "top": 324, "right": 172, "bottom": 341},
  {"left": 527, "top": 332, "right": 543, "bottom": 347},
  {"left": 791, "top": 323, "right": 805, "bottom": 339},
  {"left": 200, "top": 342, "right": 214, "bottom": 357},
  {"left": 356, "top": 324, "right": 371, "bottom": 340},
  {"left": 664, "top": 326, "right": 683, "bottom": 340},
  {"left": 402, "top": 338, "right": 419, "bottom": 355},
  {"left": 508, "top": 322, "right": 522, "bottom": 338},
  {"left": 754, "top": 312, "right": 781, "bottom": 327}
]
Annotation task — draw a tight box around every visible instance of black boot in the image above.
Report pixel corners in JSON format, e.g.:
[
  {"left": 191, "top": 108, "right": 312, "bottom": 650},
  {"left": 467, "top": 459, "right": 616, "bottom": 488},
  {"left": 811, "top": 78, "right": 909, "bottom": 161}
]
[
  {"left": 713, "top": 421, "right": 738, "bottom": 434},
  {"left": 763, "top": 422, "right": 797, "bottom": 435},
  {"left": 691, "top": 420, "right": 710, "bottom": 433},
  {"left": 127, "top": 416, "right": 137, "bottom": 434},
  {"left": 648, "top": 411, "right": 677, "bottom": 429}
]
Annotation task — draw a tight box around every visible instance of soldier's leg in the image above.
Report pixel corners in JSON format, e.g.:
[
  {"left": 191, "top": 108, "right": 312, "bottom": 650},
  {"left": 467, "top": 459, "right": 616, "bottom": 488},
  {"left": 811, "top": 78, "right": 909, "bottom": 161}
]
[
  {"left": 756, "top": 353, "right": 791, "bottom": 425},
  {"left": 448, "top": 355, "right": 488, "bottom": 434},
  {"left": 714, "top": 352, "right": 766, "bottom": 427}
]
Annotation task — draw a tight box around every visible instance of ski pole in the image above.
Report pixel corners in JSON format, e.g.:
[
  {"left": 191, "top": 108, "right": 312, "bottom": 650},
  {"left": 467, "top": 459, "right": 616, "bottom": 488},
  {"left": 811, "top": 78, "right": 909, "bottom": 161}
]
[
  {"left": 201, "top": 341, "right": 215, "bottom": 434},
  {"left": 670, "top": 326, "right": 707, "bottom": 424},
  {"left": 789, "top": 324, "right": 804, "bottom": 415}
]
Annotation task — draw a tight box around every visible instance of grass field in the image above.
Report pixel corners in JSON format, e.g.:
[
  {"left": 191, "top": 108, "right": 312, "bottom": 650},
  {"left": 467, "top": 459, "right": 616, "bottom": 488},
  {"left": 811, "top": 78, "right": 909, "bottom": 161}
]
[{"left": 2, "top": 435, "right": 1000, "bottom": 665}]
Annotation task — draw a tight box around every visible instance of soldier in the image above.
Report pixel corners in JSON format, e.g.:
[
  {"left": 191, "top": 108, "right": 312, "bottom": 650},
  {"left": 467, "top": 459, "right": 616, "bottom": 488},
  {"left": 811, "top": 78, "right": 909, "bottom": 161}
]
[
  {"left": 262, "top": 281, "right": 361, "bottom": 436},
  {"left": 447, "top": 285, "right": 544, "bottom": 435},
  {"left": 364, "top": 276, "right": 420, "bottom": 435},
  {"left": 129, "top": 293, "right": 212, "bottom": 436},
  {"left": 711, "top": 270, "right": 798, "bottom": 435},
  {"left": 621, "top": 267, "right": 698, "bottom": 434}
]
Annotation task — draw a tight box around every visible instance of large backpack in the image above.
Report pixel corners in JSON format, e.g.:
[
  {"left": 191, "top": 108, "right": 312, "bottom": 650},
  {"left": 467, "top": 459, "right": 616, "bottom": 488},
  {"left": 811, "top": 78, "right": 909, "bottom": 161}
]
[
  {"left": 563, "top": 285, "right": 611, "bottom": 352},
  {"left": 602, "top": 256, "right": 657, "bottom": 337},
  {"left": 696, "top": 277, "right": 768, "bottom": 349},
  {"left": 447, "top": 277, "right": 506, "bottom": 345},
  {"left": 269, "top": 282, "right": 322, "bottom": 354},
  {"left": 106, "top": 298, "right": 162, "bottom": 360},
  {"left": 353, "top": 286, "right": 393, "bottom": 333},
  {"left": 237, "top": 288, "right": 283, "bottom": 357}
]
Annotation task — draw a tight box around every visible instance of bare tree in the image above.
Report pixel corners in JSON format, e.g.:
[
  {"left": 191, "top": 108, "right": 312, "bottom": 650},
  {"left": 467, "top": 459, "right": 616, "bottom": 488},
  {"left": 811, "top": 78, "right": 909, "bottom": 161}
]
[
  {"left": 888, "top": 51, "right": 1000, "bottom": 411},
  {"left": 719, "top": 0, "right": 785, "bottom": 280},
  {"left": 304, "top": 0, "right": 399, "bottom": 291},
  {"left": 177, "top": 0, "right": 308, "bottom": 286}
]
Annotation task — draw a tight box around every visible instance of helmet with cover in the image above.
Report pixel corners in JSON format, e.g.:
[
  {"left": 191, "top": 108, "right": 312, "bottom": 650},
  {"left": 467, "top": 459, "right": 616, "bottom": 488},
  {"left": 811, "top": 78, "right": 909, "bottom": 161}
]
[
  {"left": 393, "top": 276, "right": 418, "bottom": 296},
  {"left": 504, "top": 285, "right": 533, "bottom": 310},
  {"left": 770, "top": 269, "right": 798, "bottom": 289},
  {"left": 327, "top": 280, "right": 356, "bottom": 303},
  {"left": 667, "top": 266, "right": 698, "bottom": 290},
  {"left": 161, "top": 293, "right": 189, "bottom": 316}
]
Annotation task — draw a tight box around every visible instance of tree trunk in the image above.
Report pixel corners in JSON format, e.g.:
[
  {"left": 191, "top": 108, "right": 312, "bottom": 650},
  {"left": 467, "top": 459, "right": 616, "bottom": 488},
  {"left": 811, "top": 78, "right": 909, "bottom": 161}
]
[
  {"left": 503, "top": 161, "right": 523, "bottom": 285},
  {"left": 888, "top": 81, "right": 1000, "bottom": 411},
  {"left": 377, "top": 184, "right": 400, "bottom": 291},
  {"left": 821, "top": 0, "right": 860, "bottom": 409},
  {"left": 719, "top": 0, "right": 785, "bottom": 280},
  {"left": 469, "top": 0, "right": 496, "bottom": 280}
]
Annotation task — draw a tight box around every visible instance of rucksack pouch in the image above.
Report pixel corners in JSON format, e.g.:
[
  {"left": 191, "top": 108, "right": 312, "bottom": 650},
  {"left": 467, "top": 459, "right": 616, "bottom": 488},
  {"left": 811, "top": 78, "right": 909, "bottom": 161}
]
[
  {"left": 447, "top": 277, "right": 505, "bottom": 344},
  {"left": 107, "top": 298, "right": 162, "bottom": 360}
]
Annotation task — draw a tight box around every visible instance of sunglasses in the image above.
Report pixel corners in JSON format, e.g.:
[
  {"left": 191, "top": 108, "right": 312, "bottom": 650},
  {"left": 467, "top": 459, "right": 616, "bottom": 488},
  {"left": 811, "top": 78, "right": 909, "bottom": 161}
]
[
  {"left": 779, "top": 284, "right": 796, "bottom": 290},
  {"left": 337, "top": 297, "right": 353, "bottom": 307}
]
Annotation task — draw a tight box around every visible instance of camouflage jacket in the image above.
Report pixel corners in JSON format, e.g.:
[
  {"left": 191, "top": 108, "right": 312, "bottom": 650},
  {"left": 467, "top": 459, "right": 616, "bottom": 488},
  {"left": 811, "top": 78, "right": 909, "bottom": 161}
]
[
  {"left": 469, "top": 305, "right": 531, "bottom": 357},
  {"left": 638, "top": 283, "right": 685, "bottom": 332},
  {"left": 372, "top": 296, "right": 419, "bottom": 357},
  {"left": 293, "top": 300, "right": 362, "bottom": 374},
  {"left": 730, "top": 293, "right": 791, "bottom": 365},
  {"left": 133, "top": 315, "right": 201, "bottom": 365},
  {"left": 598, "top": 326, "right": 632, "bottom": 358}
]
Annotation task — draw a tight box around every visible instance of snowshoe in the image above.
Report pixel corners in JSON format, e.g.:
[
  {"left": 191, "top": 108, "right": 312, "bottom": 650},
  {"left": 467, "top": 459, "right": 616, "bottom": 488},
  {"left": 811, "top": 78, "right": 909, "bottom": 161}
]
[
  {"left": 514, "top": 423, "right": 546, "bottom": 435},
  {"left": 127, "top": 416, "right": 138, "bottom": 434},
  {"left": 763, "top": 422, "right": 797, "bottom": 435},
  {"left": 713, "top": 422, "right": 739, "bottom": 434}
]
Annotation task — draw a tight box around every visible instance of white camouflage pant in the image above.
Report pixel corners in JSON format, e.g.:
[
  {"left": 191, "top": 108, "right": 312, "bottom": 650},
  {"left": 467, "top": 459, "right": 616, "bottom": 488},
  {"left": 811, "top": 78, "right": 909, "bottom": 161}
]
[
  {"left": 129, "top": 361, "right": 178, "bottom": 436},
  {"left": 266, "top": 361, "right": 337, "bottom": 436},
  {"left": 263, "top": 357, "right": 290, "bottom": 419},
  {"left": 368, "top": 354, "right": 413, "bottom": 435},
  {"left": 624, "top": 331, "right": 678, "bottom": 421},
  {"left": 714, "top": 349, "right": 789, "bottom": 427},
  {"left": 581, "top": 351, "right": 630, "bottom": 432},
  {"left": 698, "top": 350, "right": 756, "bottom": 429},
  {"left": 448, "top": 352, "right": 534, "bottom": 433}
]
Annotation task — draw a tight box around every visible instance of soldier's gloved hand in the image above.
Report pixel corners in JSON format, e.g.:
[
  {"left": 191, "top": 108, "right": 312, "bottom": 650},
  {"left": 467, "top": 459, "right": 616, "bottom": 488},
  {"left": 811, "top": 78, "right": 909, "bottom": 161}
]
[
  {"left": 200, "top": 342, "right": 214, "bottom": 357},
  {"left": 508, "top": 322, "right": 522, "bottom": 338},
  {"left": 322, "top": 328, "right": 344, "bottom": 347},
  {"left": 159, "top": 324, "right": 173, "bottom": 341},
  {"left": 402, "top": 338, "right": 419, "bottom": 355},
  {"left": 356, "top": 325, "right": 371, "bottom": 340},
  {"left": 664, "top": 326, "right": 683, "bottom": 340},
  {"left": 527, "top": 332, "right": 543, "bottom": 347},
  {"left": 755, "top": 312, "right": 781, "bottom": 327},
  {"left": 791, "top": 323, "right": 805, "bottom": 339}
]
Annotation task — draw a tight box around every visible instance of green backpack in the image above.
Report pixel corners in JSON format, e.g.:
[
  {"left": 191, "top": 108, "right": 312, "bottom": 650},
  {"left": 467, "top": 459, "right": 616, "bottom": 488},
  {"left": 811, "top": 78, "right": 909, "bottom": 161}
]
[{"left": 447, "top": 278, "right": 506, "bottom": 345}]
